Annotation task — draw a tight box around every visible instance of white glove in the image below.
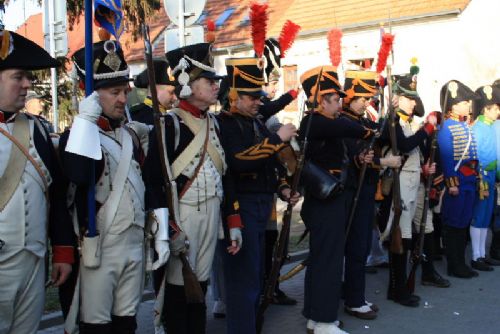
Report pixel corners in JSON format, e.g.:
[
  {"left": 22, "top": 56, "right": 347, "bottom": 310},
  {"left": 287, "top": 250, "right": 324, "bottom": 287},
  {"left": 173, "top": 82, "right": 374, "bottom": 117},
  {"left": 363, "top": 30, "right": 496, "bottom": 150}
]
[
  {"left": 152, "top": 208, "right": 170, "bottom": 270},
  {"left": 77, "top": 91, "right": 102, "bottom": 124},
  {"left": 229, "top": 228, "right": 243, "bottom": 248}
]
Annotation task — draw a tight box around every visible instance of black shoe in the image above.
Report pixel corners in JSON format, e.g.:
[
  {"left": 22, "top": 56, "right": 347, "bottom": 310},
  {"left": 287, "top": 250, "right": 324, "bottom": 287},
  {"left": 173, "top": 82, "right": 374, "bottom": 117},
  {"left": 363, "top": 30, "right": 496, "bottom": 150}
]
[
  {"left": 422, "top": 271, "right": 451, "bottom": 288},
  {"left": 394, "top": 294, "right": 419, "bottom": 307},
  {"left": 471, "top": 258, "right": 494, "bottom": 271},
  {"left": 344, "top": 305, "right": 378, "bottom": 320},
  {"left": 448, "top": 266, "right": 479, "bottom": 278},
  {"left": 484, "top": 256, "right": 500, "bottom": 266},
  {"left": 271, "top": 290, "right": 297, "bottom": 306},
  {"left": 490, "top": 249, "right": 500, "bottom": 261}
]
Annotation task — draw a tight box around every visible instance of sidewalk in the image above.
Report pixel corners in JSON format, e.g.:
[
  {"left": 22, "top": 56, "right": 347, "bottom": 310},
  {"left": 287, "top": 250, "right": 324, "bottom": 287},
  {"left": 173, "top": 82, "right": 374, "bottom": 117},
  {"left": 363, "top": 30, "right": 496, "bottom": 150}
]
[{"left": 39, "top": 250, "right": 500, "bottom": 334}]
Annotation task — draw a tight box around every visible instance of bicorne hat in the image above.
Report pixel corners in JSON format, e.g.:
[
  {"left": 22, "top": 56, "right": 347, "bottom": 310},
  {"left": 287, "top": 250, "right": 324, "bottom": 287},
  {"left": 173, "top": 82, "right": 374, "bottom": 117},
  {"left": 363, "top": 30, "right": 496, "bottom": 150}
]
[{"left": 0, "top": 29, "right": 60, "bottom": 70}]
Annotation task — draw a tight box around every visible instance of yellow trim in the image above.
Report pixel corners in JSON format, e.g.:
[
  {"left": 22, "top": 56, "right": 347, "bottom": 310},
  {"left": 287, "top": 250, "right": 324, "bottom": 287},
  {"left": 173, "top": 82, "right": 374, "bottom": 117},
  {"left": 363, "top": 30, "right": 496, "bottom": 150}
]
[
  {"left": 300, "top": 65, "right": 338, "bottom": 83},
  {"left": 345, "top": 70, "right": 378, "bottom": 80},
  {"left": 225, "top": 57, "right": 260, "bottom": 66}
]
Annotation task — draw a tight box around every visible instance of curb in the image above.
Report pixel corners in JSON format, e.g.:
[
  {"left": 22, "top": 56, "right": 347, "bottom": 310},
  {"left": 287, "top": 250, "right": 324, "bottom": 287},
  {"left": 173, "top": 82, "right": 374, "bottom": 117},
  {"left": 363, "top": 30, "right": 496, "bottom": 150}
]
[{"left": 39, "top": 249, "right": 309, "bottom": 330}]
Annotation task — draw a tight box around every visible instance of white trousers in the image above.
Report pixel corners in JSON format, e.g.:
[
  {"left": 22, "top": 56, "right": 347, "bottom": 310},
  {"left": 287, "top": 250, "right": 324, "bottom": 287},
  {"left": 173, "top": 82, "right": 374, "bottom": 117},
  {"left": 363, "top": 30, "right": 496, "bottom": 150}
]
[
  {"left": 388, "top": 170, "right": 420, "bottom": 239},
  {"left": 412, "top": 182, "right": 434, "bottom": 234},
  {"left": 166, "top": 197, "right": 221, "bottom": 285},
  {"left": 80, "top": 225, "right": 144, "bottom": 324},
  {"left": 0, "top": 251, "right": 45, "bottom": 334}
]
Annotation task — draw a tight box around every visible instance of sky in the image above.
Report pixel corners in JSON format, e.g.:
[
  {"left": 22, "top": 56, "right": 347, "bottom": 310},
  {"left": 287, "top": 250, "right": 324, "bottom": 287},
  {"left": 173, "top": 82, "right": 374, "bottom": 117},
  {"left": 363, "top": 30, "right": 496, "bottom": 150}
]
[{"left": 1, "top": 0, "right": 42, "bottom": 30}]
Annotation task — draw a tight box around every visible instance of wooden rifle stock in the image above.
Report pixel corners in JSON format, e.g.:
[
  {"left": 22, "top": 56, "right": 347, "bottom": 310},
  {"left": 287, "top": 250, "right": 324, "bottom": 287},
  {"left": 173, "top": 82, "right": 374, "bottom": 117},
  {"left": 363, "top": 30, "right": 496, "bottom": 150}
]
[
  {"left": 386, "top": 65, "right": 404, "bottom": 255},
  {"left": 142, "top": 24, "right": 204, "bottom": 304},
  {"left": 407, "top": 130, "right": 437, "bottom": 293},
  {"left": 256, "top": 68, "right": 323, "bottom": 333}
]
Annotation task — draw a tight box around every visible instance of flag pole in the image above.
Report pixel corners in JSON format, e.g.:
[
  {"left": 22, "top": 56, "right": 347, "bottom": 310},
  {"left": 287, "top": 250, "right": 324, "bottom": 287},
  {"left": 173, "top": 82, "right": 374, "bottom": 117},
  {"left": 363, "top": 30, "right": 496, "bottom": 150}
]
[{"left": 84, "top": 0, "right": 96, "bottom": 237}]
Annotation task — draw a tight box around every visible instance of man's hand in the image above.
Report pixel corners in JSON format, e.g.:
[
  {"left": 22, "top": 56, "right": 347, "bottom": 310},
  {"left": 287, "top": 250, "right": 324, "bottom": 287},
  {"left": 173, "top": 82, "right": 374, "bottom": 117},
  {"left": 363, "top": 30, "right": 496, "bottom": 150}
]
[
  {"left": 423, "top": 162, "right": 436, "bottom": 176},
  {"left": 51, "top": 263, "right": 72, "bottom": 287},
  {"left": 227, "top": 228, "right": 242, "bottom": 255},
  {"left": 281, "top": 188, "right": 301, "bottom": 206},
  {"left": 449, "top": 186, "right": 459, "bottom": 196},
  {"left": 277, "top": 123, "right": 297, "bottom": 142},
  {"left": 169, "top": 231, "right": 188, "bottom": 256},
  {"left": 78, "top": 91, "right": 102, "bottom": 124},
  {"left": 153, "top": 240, "right": 170, "bottom": 270},
  {"left": 359, "top": 149, "right": 374, "bottom": 164},
  {"left": 381, "top": 155, "right": 402, "bottom": 168}
]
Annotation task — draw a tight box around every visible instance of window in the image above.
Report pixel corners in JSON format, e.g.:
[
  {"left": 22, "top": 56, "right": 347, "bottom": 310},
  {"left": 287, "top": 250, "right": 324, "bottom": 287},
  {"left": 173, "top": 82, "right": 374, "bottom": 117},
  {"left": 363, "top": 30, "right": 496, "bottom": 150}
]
[
  {"left": 215, "top": 7, "right": 235, "bottom": 28},
  {"left": 283, "top": 65, "right": 298, "bottom": 112}
]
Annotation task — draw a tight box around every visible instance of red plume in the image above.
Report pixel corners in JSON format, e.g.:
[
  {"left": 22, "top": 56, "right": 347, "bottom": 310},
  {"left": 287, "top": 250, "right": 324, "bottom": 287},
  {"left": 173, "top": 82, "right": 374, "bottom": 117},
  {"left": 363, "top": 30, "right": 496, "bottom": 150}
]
[
  {"left": 250, "top": 2, "right": 269, "bottom": 58},
  {"left": 376, "top": 33, "right": 395, "bottom": 73},
  {"left": 327, "top": 28, "right": 343, "bottom": 67},
  {"left": 278, "top": 20, "right": 301, "bottom": 58},
  {"left": 206, "top": 19, "right": 215, "bottom": 32}
]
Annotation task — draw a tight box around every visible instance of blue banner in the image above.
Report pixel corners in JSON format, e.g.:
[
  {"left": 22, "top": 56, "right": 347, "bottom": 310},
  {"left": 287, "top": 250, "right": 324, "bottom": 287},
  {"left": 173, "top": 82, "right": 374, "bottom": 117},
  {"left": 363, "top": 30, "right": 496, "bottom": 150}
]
[{"left": 95, "top": 0, "right": 124, "bottom": 41}]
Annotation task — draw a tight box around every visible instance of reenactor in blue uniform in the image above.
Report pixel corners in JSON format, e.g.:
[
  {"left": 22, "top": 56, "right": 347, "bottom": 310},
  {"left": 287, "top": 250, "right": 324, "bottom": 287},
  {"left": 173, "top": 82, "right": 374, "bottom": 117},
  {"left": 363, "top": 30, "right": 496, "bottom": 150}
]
[
  {"left": 129, "top": 59, "right": 177, "bottom": 126},
  {"left": 341, "top": 70, "right": 406, "bottom": 319},
  {"left": 261, "top": 38, "right": 300, "bottom": 306},
  {"left": 438, "top": 80, "right": 480, "bottom": 278},
  {"left": 0, "top": 29, "right": 74, "bottom": 334},
  {"left": 491, "top": 79, "right": 500, "bottom": 261},
  {"left": 219, "top": 57, "right": 298, "bottom": 334},
  {"left": 470, "top": 84, "right": 500, "bottom": 270},
  {"left": 298, "top": 65, "right": 376, "bottom": 334}
]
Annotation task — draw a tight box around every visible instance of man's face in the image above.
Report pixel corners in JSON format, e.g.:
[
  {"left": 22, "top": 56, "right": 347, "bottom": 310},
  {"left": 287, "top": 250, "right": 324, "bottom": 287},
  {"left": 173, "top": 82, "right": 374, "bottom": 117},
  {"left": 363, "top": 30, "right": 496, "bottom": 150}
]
[
  {"left": 398, "top": 95, "right": 417, "bottom": 115},
  {"left": 0, "top": 69, "right": 32, "bottom": 112},
  {"left": 25, "top": 98, "right": 44, "bottom": 115},
  {"left": 236, "top": 94, "right": 263, "bottom": 116},
  {"left": 349, "top": 97, "right": 368, "bottom": 116},
  {"left": 157, "top": 84, "right": 177, "bottom": 109},
  {"left": 97, "top": 83, "right": 130, "bottom": 120},
  {"left": 190, "top": 77, "right": 220, "bottom": 107},
  {"left": 264, "top": 80, "right": 278, "bottom": 100},
  {"left": 484, "top": 104, "right": 500, "bottom": 121},
  {"left": 452, "top": 100, "right": 472, "bottom": 117},
  {"left": 321, "top": 93, "right": 341, "bottom": 117}
]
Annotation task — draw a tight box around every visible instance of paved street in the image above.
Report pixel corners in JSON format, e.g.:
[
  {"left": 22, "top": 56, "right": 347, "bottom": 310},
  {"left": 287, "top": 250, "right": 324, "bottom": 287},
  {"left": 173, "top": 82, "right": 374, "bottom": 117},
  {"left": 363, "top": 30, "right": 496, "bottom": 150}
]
[{"left": 39, "top": 251, "right": 500, "bottom": 334}]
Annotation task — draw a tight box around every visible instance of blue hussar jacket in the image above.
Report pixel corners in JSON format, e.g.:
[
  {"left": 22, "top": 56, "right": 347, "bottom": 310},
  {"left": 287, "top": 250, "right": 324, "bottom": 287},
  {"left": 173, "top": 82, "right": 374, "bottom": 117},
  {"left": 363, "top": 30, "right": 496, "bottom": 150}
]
[
  {"left": 437, "top": 116, "right": 478, "bottom": 188},
  {"left": 472, "top": 115, "right": 497, "bottom": 181},
  {"left": 493, "top": 120, "right": 500, "bottom": 180}
]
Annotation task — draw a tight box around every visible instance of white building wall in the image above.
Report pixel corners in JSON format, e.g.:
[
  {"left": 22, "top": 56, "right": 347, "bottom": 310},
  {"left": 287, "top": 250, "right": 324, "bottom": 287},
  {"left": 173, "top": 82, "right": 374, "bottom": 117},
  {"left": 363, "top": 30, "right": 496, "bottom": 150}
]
[{"left": 214, "top": 0, "right": 499, "bottom": 124}]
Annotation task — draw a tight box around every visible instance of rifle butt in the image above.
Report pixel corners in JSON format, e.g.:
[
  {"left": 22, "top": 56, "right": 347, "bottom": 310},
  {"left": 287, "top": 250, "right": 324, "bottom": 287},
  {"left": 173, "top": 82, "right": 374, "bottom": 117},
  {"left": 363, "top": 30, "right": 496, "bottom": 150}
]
[
  {"left": 179, "top": 254, "right": 205, "bottom": 304},
  {"left": 390, "top": 225, "right": 404, "bottom": 254}
]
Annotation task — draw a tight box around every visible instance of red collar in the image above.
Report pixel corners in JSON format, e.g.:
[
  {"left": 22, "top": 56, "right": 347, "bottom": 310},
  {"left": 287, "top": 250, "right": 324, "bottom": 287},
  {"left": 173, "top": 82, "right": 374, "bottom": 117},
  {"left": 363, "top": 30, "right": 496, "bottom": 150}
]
[
  {"left": 0, "top": 111, "right": 16, "bottom": 123},
  {"left": 97, "top": 116, "right": 113, "bottom": 131},
  {"left": 179, "top": 100, "right": 205, "bottom": 118},
  {"left": 448, "top": 113, "right": 467, "bottom": 122}
]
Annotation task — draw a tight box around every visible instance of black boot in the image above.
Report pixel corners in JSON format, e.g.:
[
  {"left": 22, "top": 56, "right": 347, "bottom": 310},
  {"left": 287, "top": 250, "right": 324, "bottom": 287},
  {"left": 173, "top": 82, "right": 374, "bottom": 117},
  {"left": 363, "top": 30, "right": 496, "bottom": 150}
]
[
  {"left": 489, "top": 230, "right": 500, "bottom": 260},
  {"left": 444, "top": 226, "right": 478, "bottom": 278},
  {"left": 80, "top": 322, "right": 112, "bottom": 334},
  {"left": 387, "top": 249, "right": 419, "bottom": 307},
  {"left": 471, "top": 258, "right": 494, "bottom": 271},
  {"left": 111, "top": 315, "right": 137, "bottom": 334},
  {"left": 421, "top": 233, "right": 450, "bottom": 288}
]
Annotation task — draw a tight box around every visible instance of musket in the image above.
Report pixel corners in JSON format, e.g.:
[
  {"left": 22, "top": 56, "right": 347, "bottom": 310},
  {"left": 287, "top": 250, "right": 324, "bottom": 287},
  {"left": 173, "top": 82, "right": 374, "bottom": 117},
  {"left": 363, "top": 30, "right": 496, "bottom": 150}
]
[
  {"left": 407, "top": 130, "right": 437, "bottom": 293},
  {"left": 141, "top": 24, "right": 204, "bottom": 306},
  {"left": 256, "top": 67, "right": 323, "bottom": 333},
  {"left": 386, "top": 65, "right": 404, "bottom": 254}
]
